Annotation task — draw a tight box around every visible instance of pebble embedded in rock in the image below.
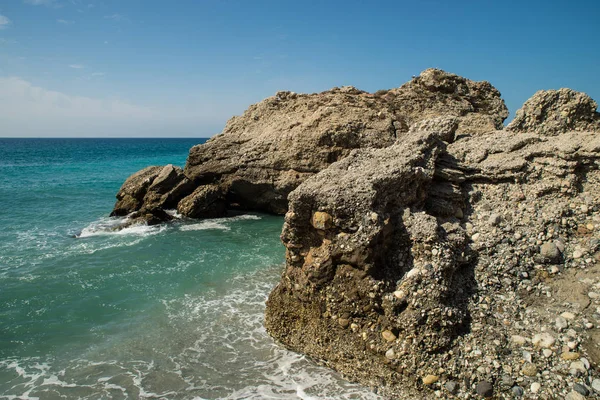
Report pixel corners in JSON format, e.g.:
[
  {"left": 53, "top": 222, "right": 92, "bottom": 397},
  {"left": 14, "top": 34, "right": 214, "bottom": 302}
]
[
  {"left": 511, "top": 335, "right": 527, "bottom": 345},
  {"left": 562, "top": 351, "right": 581, "bottom": 360},
  {"left": 591, "top": 379, "right": 600, "bottom": 393},
  {"left": 489, "top": 213, "right": 502, "bottom": 226},
  {"left": 573, "top": 383, "right": 590, "bottom": 396},
  {"left": 566, "top": 391, "right": 586, "bottom": 400},
  {"left": 542, "top": 348, "right": 553, "bottom": 358},
  {"left": 338, "top": 318, "right": 349, "bottom": 328},
  {"left": 521, "top": 363, "right": 537, "bottom": 377},
  {"left": 500, "top": 375, "right": 514, "bottom": 388},
  {"left": 570, "top": 361, "right": 587, "bottom": 375},
  {"left": 561, "top": 312, "right": 576, "bottom": 320},
  {"left": 556, "top": 316, "right": 568, "bottom": 331},
  {"left": 385, "top": 348, "right": 395, "bottom": 360},
  {"left": 445, "top": 380, "right": 458, "bottom": 394},
  {"left": 532, "top": 332, "right": 555, "bottom": 348},
  {"left": 422, "top": 375, "right": 439, "bottom": 385},
  {"left": 511, "top": 386, "right": 524, "bottom": 397},
  {"left": 540, "top": 242, "right": 561, "bottom": 263},
  {"left": 573, "top": 250, "right": 583, "bottom": 259},
  {"left": 381, "top": 330, "right": 397, "bottom": 342},
  {"left": 530, "top": 382, "right": 541, "bottom": 393},
  {"left": 476, "top": 381, "right": 493, "bottom": 398}
]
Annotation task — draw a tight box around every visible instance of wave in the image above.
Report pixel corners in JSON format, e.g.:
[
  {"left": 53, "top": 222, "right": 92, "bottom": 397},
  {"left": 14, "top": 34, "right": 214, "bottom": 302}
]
[{"left": 76, "top": 216, "right": 166, "bottom": 238}]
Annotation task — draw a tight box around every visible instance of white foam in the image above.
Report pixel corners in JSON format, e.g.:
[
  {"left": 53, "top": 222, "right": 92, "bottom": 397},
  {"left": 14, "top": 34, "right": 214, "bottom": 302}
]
[
  {"left": 179, "top": 221, "right": 230, "bottom": 232},
  {"left": 178, "top": 213, "right": 262, "bottom": 232},
  {"left": 77, "top": 217, "right": 165, "bottom": 238}
]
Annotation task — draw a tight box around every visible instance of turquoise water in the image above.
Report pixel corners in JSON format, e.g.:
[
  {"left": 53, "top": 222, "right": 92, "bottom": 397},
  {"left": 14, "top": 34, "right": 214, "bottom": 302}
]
[{"left": 0, "top": 139, "right": 377, "bottom": 399}]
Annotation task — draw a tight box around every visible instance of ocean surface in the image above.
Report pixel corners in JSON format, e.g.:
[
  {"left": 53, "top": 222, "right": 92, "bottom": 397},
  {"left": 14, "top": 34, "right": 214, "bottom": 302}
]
[{"left": 0, "top": 139, "right": 378, "bottom": 400}]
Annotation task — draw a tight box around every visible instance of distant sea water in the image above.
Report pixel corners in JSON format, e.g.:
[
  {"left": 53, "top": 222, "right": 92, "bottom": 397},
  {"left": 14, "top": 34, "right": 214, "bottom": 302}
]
[{"left": 0, "top": 138, "right": 378, "bottom": 400}]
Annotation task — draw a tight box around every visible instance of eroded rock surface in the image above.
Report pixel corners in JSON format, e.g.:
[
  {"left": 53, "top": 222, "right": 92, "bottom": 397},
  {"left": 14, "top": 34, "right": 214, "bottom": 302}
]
[
  {"left": 507, "top": 88, "right": 600, "bottom": 135},
  {"left": 111, "top": 69, "right": 508, "bottom": 220},
  {"left": 266, "top": 124, "right": 600, "bottom": 398},
  {"left": 108, "top": 69, "right": 600, "bottom": 399}
]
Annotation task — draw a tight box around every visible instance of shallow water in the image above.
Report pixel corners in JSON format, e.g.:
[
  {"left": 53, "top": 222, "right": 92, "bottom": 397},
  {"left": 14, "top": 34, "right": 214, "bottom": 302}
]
[{"left": 0, "top": 138, "right": 378, "bottom": 399}]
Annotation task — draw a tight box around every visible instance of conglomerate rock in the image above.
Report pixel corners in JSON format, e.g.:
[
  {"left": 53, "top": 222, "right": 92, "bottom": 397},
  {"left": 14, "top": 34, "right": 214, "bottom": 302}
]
[
  {"left": 507, "top": 88, "right": 600, "bottom": 135},
  {"left": 107, "top": 69, "right": 600, "bottom": 399},
  {"left": 111, "top": 69, "right": 508, "bottom": 220},
  {"left": 265, "top": 125, "right": 600, "bottom": 398}
]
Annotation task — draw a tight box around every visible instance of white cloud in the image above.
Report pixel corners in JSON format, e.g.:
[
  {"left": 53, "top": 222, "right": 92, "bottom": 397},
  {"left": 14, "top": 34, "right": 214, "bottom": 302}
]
[
  {"left": 0, "top": 77, "right": 229, "bottom": 137},
  {"left": 57, "top": 19, "right": 74, "bottom": 24},
  {"left": 0, "top": 14, "right": 11, "bottom": 29},
  {"left": 23, "top": 0, "right": 60, "bottom": 7},
  {"left": 0, "top": 38, "right": 17, "bottom": 45},
  {"left": 91, "top": 72, "right": 104, "bottom": 77},
  {"left": 104, "top": 13, "right": 127, "bottom": 22},
  {"left": 69, "top": 64, "right": 84, "bottom": 69}
]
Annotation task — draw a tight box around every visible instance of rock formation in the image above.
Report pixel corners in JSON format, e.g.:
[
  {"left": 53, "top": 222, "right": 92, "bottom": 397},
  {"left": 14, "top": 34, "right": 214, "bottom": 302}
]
[
  {"left": 109, "top": 69, "right": 600, "bottom": 399},
  {"left": 111, "top": 69, "right": 508, "bottom": 220},
  {"left": 507, "top": 88, "right": 600, "bottom": 135}
]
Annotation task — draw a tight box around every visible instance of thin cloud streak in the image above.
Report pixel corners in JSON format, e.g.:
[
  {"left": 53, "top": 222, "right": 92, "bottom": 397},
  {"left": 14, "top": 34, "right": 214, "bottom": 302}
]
[
  {"left": 23, "top": 0, "right": 61, "bottom": 7},
  {"left": 0, "top": 14, "right": 11, "bottom": 30},
  {"left": 57, "top": 19, "right": 74, "bottom": 25},
  {"left": 69, "top": 64, "right": 85, "bottom": 69},
  {"left": 104, "top": 13, "right": 128, "bottom": 22}
]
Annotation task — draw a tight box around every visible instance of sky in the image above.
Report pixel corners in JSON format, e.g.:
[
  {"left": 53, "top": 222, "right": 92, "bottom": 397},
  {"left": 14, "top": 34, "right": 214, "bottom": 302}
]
[{"left": 0, "top": 0, "right": 599, "bottom": 137}]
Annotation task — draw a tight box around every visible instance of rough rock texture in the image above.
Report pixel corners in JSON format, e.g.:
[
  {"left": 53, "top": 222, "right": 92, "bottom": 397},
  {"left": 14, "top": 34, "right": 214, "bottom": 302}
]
[
  {"left": 507, "top": 88, "right": 600, "bottom": 135},
  {"left": 111, "top": 166, "right": 163, "bottom": 216},
  {"left": 387, "top": 68, "right": 509, "bottom": 134},
  {"left": 265, "top": 127, "right": 600, "bottom": 398},
  {"left": 177, "top": 184, "right": 226, "bottom": 218},
  {"left": 111, "top": 69, "right": 508, "bottom": 221},
  {"left": 108, "top": 69, "right": 600, "bottom": 399}
]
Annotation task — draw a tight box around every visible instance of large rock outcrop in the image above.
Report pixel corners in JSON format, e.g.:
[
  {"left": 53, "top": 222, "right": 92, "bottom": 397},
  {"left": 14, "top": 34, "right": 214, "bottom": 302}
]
[
  {"left": 111, "top": 69, "right": 508, "bottom": 220},
  {"left": 108, "top": 71, "right": 600, "bottom": 398},
  {"left": 507, "top": 88, "right": 600, "bottom": 135},
  {"left": 266, "top": 122, "right": 600, "bottom": 398}
]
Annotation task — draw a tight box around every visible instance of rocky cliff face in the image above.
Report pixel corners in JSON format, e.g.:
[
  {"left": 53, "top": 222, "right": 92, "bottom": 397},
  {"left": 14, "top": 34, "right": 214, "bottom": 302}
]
[
  {"left": 265, "top": 101, "right": 600, "bottom": 398},
  {"left": 111, "top": 69, "right": 508, "bottom": 220},
  {"left": 109, "top": 69, "right": 600, "bottom": 399}
]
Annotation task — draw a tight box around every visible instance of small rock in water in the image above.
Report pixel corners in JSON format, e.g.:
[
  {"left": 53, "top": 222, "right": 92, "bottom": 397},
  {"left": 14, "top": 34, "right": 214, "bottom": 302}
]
[
  {"left": 512, "top": 386, "right": 524, "bottom": 397},
  {"left": 476, "top": 381, "right": 493, "bottom": 398},
  {"left": 444, "top": 380, "right": 458, "bottom": 394},
  {"left": 530, "top": 382, "right": 541, "bottom": 393},
  {"left": 422, "top": 375, "right": 439, "bottom": 385},
  {"left": 573, "top": 383, "right": 590, "bottom": 396}
]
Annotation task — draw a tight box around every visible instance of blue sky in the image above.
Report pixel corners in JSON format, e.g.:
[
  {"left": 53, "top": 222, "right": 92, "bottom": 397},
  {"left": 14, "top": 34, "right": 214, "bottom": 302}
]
[{"left": 0, "top": 0, "right": 599, "bottom": 137}]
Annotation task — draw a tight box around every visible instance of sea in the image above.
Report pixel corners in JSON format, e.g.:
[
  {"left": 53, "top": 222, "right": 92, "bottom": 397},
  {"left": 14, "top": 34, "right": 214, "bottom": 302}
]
[{"left": 0, "top": 138, "right": 378, "bottom": 400}]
